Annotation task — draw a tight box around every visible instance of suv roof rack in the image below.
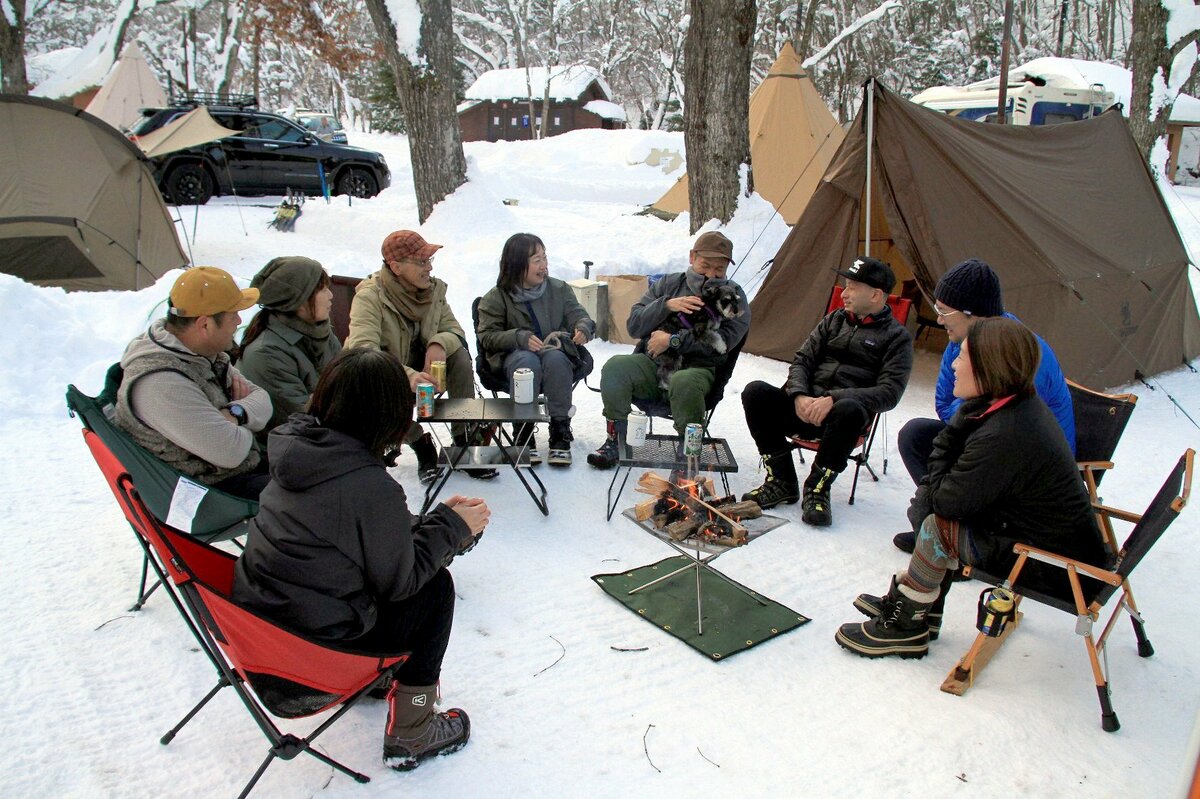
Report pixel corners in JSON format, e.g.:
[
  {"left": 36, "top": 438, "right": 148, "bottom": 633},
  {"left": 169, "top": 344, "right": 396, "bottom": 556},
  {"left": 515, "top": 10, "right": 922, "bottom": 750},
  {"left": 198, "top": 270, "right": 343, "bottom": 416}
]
[{"left": 168, "top": 91, "right": 259, "bottom": 109}]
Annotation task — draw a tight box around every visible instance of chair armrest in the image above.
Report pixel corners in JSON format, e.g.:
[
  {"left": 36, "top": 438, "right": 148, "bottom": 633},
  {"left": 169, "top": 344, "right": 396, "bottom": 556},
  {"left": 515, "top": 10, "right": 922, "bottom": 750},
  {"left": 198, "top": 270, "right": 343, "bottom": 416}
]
[
  {"left": 1091, "top": 502, "right": 1142, "bottom": 524},
  {"left": 1077, "top": 460, "right": 1114, "bottom": 471},
  {"left": 1010, "top": 542, "right": 1124, "bottom": 586}
]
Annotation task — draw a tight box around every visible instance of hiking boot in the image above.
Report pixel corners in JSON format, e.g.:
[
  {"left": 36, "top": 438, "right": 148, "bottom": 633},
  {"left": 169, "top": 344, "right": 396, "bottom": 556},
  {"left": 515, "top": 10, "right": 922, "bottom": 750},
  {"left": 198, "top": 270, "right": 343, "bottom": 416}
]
[
  {"left": 893, "top": 530, "right": 916, "bottom": 553},
  {"left": 547, "top": 417, "right": 573, "bottom": 467},
  {"left": 587, "top": 419, "right": 626, "bottom": 469},
  {"left": 514, "top": 423, "right": 541, "bottom": 466},
  {"left": 382, "top": 682, "right": 470, "bottom": 771},
  {"left": 410, "top": 433, "right": 440, "bottom": 486},
  {"left": 853, "top": 574, "right": 946, "bottom": 641},
  {"left": 741, "top": 451, "right": 799, "bottom": 509},
  {"left": 453, "top": 432, "right": 498, "bottom": 480},
  {"left": 800, "top": 464, "right": 838, "bottom": 526},
  {"left": 836, "top": 579, "right": 936, "bottom": 659}
]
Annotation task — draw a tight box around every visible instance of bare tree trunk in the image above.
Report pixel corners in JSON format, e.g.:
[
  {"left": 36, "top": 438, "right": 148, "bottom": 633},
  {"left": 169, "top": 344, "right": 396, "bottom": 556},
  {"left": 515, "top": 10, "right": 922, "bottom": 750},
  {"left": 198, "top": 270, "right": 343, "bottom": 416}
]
[
  {"left": 214, "top": 0, "right": 246, "bottom": 96},
  {"left": 0, "top": 0, "right": 29, "bottom": 94},
  {"left": 683, "top": 0, "right": 755, "bottom": 233},
  {"left": 365, "top": 0, "right": 467, "bottom": 223},
  {"left": 1127, "top": 0, "right": 1200, "bottom": 166},
  {"left": 796, "top": 0, "right": 820, "bottom": 59}
]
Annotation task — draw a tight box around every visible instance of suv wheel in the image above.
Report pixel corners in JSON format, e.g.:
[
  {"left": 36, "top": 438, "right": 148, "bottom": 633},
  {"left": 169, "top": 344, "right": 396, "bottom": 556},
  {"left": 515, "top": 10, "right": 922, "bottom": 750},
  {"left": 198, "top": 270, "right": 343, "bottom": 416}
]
[
  {"left": 165, "top": 163, "right": 214, "bottom": 205},
  {"left": 336, "top": 168, "right": 378, "bottom": 198}
]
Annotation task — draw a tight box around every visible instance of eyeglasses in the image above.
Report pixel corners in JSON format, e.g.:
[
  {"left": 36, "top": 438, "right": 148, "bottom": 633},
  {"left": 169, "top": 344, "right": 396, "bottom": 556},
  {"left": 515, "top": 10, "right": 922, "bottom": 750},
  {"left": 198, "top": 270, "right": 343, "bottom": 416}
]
[{"left": 934, "top": 303, "right": 969, "bottom": 319}]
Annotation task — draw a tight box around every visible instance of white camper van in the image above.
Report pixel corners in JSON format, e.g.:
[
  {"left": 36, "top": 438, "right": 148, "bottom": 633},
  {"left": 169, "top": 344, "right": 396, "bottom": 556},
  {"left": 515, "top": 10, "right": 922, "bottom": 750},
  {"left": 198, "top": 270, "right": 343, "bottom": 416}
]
[{"left": 911, "top": 75, "right": 1115, "bottom": 126}]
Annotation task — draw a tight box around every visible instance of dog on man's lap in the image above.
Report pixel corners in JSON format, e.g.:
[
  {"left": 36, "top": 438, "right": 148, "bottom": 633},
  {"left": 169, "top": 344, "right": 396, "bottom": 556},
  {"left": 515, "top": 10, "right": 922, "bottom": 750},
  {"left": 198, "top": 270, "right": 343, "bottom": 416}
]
[{"left": 653, "top": 280, "right": 744, "bottom": 390}]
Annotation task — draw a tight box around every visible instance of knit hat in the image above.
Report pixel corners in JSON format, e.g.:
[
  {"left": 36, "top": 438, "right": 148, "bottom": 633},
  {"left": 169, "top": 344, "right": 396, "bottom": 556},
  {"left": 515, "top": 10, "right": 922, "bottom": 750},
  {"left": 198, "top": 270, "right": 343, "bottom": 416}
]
[
  {"left": 381, "top": 230, "right": 442, "bottom": 263},
  {"left": 934, "top": 258, "right": 1004, "bottom": 317},
  {"left": 169, "top": 267, "right": 258, "bottom": 317},
  {"left": 691, "top": 231, "right": 734, "bottom": 264},
  {"left": 251, "top": 256, "right": 326, "bottom": 312},
  {"left": 835, "top": 256, "right": 895, "bottom": 293}
]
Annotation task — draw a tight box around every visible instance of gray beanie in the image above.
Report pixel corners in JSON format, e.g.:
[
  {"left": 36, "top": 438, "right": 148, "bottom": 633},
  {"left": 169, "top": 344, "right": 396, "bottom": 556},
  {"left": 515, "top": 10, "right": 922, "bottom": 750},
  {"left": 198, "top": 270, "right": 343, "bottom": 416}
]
[
  {"left": 251, "top": 256, "right": 326, "bottom": 312},
  {"left": 934, "top": 258, "right": 1004, "bottom": 317}
]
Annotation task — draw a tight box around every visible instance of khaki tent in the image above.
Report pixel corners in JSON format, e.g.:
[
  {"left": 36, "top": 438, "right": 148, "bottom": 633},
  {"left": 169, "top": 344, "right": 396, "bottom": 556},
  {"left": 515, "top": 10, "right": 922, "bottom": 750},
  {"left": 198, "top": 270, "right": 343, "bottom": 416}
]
[
  {"left": 84, "top": 42, "right": 167, "bottom": 132},
  {"left": 0, "top": 95, "right": 187, "bottom": 291},
  {"left": 746, "top": 81, "right": 1200, "bottom": 388},
  {"left": 650, "top": 44, "right": 845, "bottom": 225},
  {"left": 133, "top": 106, "right": 240, "bottom": 159}
]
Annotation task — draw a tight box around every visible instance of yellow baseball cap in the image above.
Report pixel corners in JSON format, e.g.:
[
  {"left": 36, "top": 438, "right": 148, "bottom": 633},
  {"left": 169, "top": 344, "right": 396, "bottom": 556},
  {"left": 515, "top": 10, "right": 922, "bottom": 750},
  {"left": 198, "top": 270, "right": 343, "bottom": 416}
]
[{"left": 169, "top": 267, "right": 259, "bottom": 317}]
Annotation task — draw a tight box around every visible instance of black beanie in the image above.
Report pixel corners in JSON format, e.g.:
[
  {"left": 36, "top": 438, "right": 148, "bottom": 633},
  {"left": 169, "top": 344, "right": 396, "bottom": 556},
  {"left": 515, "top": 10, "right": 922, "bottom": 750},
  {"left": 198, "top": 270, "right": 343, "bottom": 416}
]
[
  {"left": 251, "top": 256, "right": 325, "bottom": 312},
  {"left": 934, "top": 258, "right": 1004, "bottom": 317}
]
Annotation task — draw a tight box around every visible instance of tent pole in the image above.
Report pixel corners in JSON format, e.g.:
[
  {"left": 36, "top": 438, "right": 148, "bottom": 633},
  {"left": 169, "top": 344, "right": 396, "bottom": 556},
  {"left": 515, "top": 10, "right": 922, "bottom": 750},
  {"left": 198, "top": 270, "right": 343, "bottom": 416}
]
[{"left": 864, "top": 78, "right": 875, "bottom": 258}]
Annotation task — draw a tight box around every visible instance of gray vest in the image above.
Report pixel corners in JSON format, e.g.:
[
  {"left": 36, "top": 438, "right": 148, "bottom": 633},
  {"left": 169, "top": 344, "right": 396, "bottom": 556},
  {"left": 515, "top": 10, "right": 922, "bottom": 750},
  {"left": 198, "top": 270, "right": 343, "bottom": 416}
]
[{"left": 116, "top": 345, "right": 261, "bottom": 484}]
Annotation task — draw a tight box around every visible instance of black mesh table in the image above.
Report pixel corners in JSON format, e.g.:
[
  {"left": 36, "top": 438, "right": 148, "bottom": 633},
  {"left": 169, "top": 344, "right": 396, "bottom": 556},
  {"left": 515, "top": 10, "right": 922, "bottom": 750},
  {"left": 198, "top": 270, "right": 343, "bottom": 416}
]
[
  {"left": 605, "top": 433, "right": 738, "bottom": 520},
  {"left": 421, "top": 398, "right": 550, "bottom": 515}
]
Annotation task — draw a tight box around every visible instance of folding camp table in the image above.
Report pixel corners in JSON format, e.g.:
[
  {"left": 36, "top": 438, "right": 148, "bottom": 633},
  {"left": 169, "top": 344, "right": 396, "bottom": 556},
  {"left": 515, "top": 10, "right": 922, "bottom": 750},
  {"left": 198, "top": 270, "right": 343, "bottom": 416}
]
[{"left": 420, "top": 397, "right": 550, "bottom": 515}]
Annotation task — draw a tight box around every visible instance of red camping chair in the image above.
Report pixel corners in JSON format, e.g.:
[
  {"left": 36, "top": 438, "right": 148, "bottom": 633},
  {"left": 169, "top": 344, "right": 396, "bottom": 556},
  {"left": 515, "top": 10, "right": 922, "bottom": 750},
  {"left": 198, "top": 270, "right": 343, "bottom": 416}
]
[
  {"left": 788, "top": 285, "right": 912, "bottom": 504},
  {"left": 84, "top": 429, "right": 408, "bottom": 797}
]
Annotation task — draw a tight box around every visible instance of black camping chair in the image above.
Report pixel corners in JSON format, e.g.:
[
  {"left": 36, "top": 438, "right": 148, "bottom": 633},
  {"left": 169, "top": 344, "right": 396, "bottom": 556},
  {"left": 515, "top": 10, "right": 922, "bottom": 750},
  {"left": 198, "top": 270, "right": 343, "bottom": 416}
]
[
  {"left": 943, "top": 449, "right": 1194, "bottom": 732},
  {"left": 604, "top": 335, "right": 746, "bottom": 520},
  {"left": 67, "top": 365, "right": 256, "bottom": 610},
  {"left": 1068, "top": 379, "right": 1138, "bottom": 551}
]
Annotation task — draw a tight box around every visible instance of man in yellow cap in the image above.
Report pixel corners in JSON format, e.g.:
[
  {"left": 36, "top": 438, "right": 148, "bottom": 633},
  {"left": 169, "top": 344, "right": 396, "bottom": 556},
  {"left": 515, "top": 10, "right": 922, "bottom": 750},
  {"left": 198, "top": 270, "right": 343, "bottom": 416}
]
[
  {"left": 347, "top": 229, "right": 492, "bottom": 482},
  {"left": 115, "top": 266, "right": 273, "bottom": 499}
]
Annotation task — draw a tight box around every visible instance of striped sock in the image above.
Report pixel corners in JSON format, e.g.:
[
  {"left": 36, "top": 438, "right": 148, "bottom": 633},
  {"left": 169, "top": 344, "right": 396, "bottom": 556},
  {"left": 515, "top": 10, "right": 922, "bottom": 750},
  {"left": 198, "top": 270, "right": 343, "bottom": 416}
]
[{"left": 901, "top": 514, "right": 960, "bottom": 595}]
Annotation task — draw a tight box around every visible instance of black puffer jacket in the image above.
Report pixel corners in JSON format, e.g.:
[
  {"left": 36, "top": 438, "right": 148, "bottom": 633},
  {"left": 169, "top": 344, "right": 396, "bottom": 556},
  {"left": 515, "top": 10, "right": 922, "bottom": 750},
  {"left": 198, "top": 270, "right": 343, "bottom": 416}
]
[
  {"left": 908, "top": 393, "right": 1107, "bottom": 592},
  {"left": 232, "top": 414, "right": 469, "bottom": 642},
  {"left": 785, "top": 305, "right": 912, "bottom": 415}
]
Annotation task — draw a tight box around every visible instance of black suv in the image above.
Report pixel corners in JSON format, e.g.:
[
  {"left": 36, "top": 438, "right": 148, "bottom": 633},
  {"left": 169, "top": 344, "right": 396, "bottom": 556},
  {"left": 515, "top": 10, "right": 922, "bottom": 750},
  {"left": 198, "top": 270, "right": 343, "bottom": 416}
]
[{"left": 130, "top": 94, "right": 390, "bottom": 204}]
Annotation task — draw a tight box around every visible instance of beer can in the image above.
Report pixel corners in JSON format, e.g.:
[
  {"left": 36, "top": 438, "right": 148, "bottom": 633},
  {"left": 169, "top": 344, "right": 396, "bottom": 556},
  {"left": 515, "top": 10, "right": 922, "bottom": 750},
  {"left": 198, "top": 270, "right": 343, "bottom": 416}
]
[
  {"left": 513, "top": 367, "right": 535, "bottom": 404},
  {"left": 627, "top": 410, "right": 648, "bottom": 447},
  {"left": 416, "top": 382, "right": 435, "bottom": 418},
  {"left": 683, "top": 422, "right": 703, "bottom": 458},
  {"left": 430, "top": 360, "right": 447, "bottom": 392},
  {"left": 978, "top": 586, "right": 1014, "bottom": 637}
]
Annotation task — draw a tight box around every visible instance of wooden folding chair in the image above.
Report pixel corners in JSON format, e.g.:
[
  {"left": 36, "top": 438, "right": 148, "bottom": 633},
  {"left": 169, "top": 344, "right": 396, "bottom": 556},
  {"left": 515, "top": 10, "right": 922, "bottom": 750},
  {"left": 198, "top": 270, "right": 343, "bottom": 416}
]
[
  {"left": 788, "top": 285, "right": 912, "bottom": 504},
  {"left": 941, "top": 449, "right": 1193, "bottom": 732}
]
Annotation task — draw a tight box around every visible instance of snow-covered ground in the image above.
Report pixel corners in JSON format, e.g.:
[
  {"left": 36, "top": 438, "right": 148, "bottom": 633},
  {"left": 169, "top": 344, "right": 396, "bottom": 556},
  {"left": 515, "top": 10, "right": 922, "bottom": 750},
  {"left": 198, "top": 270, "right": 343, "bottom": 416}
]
[{"left": 2, "top": 128, "right": 1199, "bottom": 798}]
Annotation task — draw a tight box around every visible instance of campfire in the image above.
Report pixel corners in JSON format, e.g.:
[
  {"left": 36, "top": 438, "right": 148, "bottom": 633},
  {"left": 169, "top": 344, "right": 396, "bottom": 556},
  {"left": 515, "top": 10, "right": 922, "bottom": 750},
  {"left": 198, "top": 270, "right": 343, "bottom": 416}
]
[{"left": 632, "top": 472, "right": 762, "bottom": 547}]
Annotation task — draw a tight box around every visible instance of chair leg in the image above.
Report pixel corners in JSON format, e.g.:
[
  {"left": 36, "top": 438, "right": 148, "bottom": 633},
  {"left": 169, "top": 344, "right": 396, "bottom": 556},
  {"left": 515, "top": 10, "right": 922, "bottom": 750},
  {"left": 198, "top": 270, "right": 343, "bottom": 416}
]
[
  {"left": 1097, "top": 684, "right": 1121, "bottom": 733},
  {"left": 160, "top": 676, "right": 229, "bottom": 744},
  {"left": 606, "top": 466, "right": 633, "bottom": 521},
  {"left": 1122, "top": 588, "right": 1155, "bottom": 657},
  {"left": 131, "top": 551, "right": 163, "bottom": 611}
]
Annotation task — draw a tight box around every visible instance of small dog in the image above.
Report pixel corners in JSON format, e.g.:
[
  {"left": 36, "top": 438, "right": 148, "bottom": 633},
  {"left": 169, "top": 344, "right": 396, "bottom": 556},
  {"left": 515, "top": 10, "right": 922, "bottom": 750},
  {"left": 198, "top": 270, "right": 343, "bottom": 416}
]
[{"left": 653, "top": 280, "right": 744, "bottom": 389}]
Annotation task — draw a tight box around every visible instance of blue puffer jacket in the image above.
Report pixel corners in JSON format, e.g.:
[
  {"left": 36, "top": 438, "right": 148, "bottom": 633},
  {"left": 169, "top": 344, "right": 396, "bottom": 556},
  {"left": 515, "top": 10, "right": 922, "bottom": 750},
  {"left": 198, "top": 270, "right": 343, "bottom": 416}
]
[{"left": 934, "top": 313, "right": 1075, "bottom": 454}]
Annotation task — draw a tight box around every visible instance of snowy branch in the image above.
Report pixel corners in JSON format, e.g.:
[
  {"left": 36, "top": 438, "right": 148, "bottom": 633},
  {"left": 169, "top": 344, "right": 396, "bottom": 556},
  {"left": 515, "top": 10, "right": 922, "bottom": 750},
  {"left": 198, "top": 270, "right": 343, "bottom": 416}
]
[{"left": 802, "top": 0, "right": 901, "bottom": 70}]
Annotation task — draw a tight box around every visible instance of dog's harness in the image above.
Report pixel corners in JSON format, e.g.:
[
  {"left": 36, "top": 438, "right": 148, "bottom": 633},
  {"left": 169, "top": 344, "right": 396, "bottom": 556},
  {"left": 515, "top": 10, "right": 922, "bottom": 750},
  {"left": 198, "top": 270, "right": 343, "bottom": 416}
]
[{"left": 674, "top": 304, "right": 719, "bottom": 329}]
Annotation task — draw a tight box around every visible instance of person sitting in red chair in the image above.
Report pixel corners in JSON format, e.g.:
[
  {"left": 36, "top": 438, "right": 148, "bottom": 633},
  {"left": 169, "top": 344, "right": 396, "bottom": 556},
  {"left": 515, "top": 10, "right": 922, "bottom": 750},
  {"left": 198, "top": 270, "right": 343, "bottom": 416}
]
[
  {"left": 740, "top": 257, "right": 913, "bottom": 526},
  {"left": 233, "top": 348, "right": 490, "bottom": 771}
]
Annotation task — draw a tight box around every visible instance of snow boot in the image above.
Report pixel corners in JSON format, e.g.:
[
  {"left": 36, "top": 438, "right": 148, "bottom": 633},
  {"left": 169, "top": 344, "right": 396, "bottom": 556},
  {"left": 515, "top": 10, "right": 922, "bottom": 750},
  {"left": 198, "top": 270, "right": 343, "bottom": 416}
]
[
  {"left": 800, "top": 463, "right": 838, "bottom": 526},
  {"left": 740, "top": 451, "right": 800, "bottom": 509},
  {"left": 587, "top": 419, "right": 626, "bottom": 469},
  {"left": 893, "top": 530, "right": 916, "bottom": 553},
  {"left": 382, "top": 682, "right": 470, "bottom": 771},
  {"left": 836, "top": 579, "right": 936, "bottom": 659},
  {"left": 410, "top": 433, "right": 440, "bottom": 486},
  {"left": 513, "top": 422, "right": 541, "bottom": 466},
  {"left": 853, "top": 571, "right": 952, "bottom": 641},
  {"left": 547, "top": 417, "right": 573, "bottom": 466}
]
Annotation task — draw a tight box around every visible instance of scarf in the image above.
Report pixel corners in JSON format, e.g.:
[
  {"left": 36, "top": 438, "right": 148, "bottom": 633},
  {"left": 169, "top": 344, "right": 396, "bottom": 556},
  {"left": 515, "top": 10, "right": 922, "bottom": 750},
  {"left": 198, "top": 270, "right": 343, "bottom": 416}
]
[
  {"left": 274, "top": 312, "right": 333, "bottom": 369},
  {"left": 380, "top": 268, "right": 434, "bottom": 322},
  {"left": 685, "top": 267, "right": 707, "bottom": 295},
  {"left": 508, "top": 281, "right": 547, "bottom": 303}
]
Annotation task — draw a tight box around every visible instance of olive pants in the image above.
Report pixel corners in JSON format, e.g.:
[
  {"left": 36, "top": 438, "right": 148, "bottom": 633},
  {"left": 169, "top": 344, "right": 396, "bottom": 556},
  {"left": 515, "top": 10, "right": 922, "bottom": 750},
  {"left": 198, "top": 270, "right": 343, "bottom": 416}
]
[{"left": 599, "top": 353, "right": 714, "bottom": 436}]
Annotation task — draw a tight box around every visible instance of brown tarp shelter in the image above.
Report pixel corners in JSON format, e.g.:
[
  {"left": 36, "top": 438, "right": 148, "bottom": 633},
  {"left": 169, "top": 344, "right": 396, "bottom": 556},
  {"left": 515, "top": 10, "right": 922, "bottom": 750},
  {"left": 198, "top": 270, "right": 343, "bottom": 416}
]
[
  {"left": 0, "top": 94, "right": 186, "bottom": 291},
  {"left": 650, "top": 44, "right": 845, "bottom": 225},
  {"left": 133, "top": 106, "right": 240, "bottom": 159},
  {"left": 746, "top": 81, "right": 1200, "bottom": 388}
]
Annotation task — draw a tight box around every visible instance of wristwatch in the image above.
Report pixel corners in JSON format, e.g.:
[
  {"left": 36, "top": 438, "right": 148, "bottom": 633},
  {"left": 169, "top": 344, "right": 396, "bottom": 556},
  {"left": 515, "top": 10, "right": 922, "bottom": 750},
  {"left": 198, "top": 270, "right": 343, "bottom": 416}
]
[
  {"left": 668, "top": 332, "right": 683, "bottom": 350},
  {"left": 228, "top": 403, "right": 247, "bottom": 426}
]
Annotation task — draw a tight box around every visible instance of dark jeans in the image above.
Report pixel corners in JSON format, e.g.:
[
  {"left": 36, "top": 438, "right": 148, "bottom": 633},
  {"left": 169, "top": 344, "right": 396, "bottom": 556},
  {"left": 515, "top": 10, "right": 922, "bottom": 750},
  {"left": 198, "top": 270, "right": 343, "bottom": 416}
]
[
  {"left": 741, "top": 380, "right": 870, "bottom": 473},
  {"left": 897, "top": 417, "right": 946, "bottom": 485},
  {"left": 349, "top": 568, "right": 456, "bottom": 686},
  {"left": 504, "top": 347, "right": 592, "bottom": 419},
  {"left": 212, "top": 459, "right": 271, "bottom": 500}
]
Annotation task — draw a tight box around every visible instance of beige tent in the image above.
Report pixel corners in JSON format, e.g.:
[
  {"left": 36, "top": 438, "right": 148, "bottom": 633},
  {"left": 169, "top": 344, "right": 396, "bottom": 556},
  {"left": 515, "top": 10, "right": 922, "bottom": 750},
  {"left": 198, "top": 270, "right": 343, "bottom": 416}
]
[
  {"left": 0, "top": 95, "right": 186, "bottom": 291},
  {"left": 84, "top": 42, "right": 167, "bottom": 132},
  {"left": 650, "top": 44, "right": 845, "bottom": 224},
  {"left": 133, "top": 106, "right": 240, "bottom": 158}
]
